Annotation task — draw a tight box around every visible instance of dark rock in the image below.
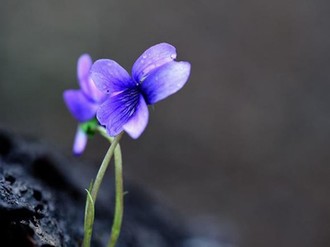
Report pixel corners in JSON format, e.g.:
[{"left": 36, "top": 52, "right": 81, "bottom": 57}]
[
  {"left": 0, "top": 130, "right": 223, "bottom": 247},
  {"left": 0, "top": 132, "right": 83, "bottom": 247}
]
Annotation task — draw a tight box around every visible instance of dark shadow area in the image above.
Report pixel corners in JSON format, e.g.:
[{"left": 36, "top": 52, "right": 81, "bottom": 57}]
[{"left": 0, "top": 130, "right": 222, "bottom": 246}]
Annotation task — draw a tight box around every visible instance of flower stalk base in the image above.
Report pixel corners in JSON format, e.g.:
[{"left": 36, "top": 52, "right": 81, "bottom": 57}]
[{"left": 83, "top": 131, "right": 124, "bottom": 247}]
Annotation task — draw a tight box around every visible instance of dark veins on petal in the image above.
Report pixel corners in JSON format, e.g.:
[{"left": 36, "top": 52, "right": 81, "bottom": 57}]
[{"left": 112, "top": 87, "right": 141, "bottom": 128}]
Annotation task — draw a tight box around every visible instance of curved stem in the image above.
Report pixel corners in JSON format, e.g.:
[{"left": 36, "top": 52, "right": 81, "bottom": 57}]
[
  {"left": 91, "top": 131, "right": 124, "bottom": 201},
  {"left": 97, "top": 126, "right": 125, "bottom": 247},
  {"left": 107, "top": 139, "right": 124, "bottom": 247},
  {"left": 83, "top": 188, "right": 95, "bottom": 247},
  {"left": 83, "top": 131, "right": 123, "bottom": 247},
  {"left": 96, "top": 126, "right": 114, "bottom": 142}
]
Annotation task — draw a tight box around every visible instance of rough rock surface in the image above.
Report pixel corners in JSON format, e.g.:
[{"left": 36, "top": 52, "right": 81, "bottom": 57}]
[{"left": 0, "top": 130, "right": 222, "bottom": 247}]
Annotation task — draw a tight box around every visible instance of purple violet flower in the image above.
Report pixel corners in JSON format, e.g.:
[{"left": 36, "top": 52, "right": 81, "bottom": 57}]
[
  {"left": 63, "top": 54, "right": 106, "bottom": 122},
  {"left": 90, "top": 43, "right": 191, "bottom": 139},
  {"left": 63, "top": 54, "right": 106, "bottom": 154}
]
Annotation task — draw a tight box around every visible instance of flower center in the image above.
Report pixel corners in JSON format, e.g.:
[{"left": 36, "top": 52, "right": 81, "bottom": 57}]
[
  {"left": 136, "top": 83, "right": 151, "bottom": 105},
  {"left": 119, "top": 87, "right": 141, "bottom": 118}
]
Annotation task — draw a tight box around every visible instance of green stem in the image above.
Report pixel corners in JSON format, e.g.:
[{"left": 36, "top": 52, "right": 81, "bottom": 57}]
[
  {"left": 91, "top": 131, "right": 124, "bottom": 201},
  {"left": 82, "top": 131, "right": 123, "bottom": 247},
  {"left": 83, "top": 188, "right": 95, "bottom": 247},
  {"left": 107, "top": 138, "right": 124, "bottom": 247},
  {"left": 96, "top": 126, "right": 114, "bottom": 142}
]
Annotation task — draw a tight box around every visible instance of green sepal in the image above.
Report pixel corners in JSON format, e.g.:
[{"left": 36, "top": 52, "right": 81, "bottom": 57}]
[{"left": 80, "top": 118, "right": 99, "bottom": 137}]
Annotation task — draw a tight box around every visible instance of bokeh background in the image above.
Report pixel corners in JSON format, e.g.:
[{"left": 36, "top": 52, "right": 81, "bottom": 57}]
[{"left": 1, "top": 1, "right": 330, "bottom": 246}]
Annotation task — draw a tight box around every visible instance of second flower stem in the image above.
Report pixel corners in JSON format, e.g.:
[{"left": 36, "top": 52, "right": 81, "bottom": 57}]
[
  {"left": 91, "top": 131, "right": 123, "bottom": 202},
  {"left": 84, "top": 129, "right": 124, "bottom": 247},
  {"left": 107, "top": 137, "right": 123, "bottom": 247}
]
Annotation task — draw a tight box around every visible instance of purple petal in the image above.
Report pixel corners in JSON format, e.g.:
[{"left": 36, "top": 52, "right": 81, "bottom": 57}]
[
  {"left": 123, "top": 95, "right": 149, "bottom": 139},
  {"left": 77, "top": 54, "right": 93, "bottom": 82},
  {"left": 90, "top": 59, "right": 135, "bottom": 95},
  {"left": 82, "top": 78, "right": 107, "bottom": 103},
  {"left": 132, "top": 43, "right": 177, "bottom": 83},
  {"left": 96, "top": 88, "right": 141, "bottom": 137},
  {"left": 77, "top": 54, "right": 106, "bottom": 103},
  {"left": 141, "top": 61, "right": 191, "bottom": 104},
  {"left": 63, "top": 90, "right": 98, "bottom": 122},
  {"left": 73, "top": 127, "right": 88, "bottom": 155}
]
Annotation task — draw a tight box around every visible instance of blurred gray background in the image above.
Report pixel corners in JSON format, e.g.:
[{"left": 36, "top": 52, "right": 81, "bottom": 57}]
[{"left": 1, "top": 0, "right": 330, "bottom": 246}]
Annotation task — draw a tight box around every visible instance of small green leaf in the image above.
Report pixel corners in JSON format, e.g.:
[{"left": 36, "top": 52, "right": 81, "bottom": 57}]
[{"left": 83, "top": 187, "right": 95, "bottom": 247}]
